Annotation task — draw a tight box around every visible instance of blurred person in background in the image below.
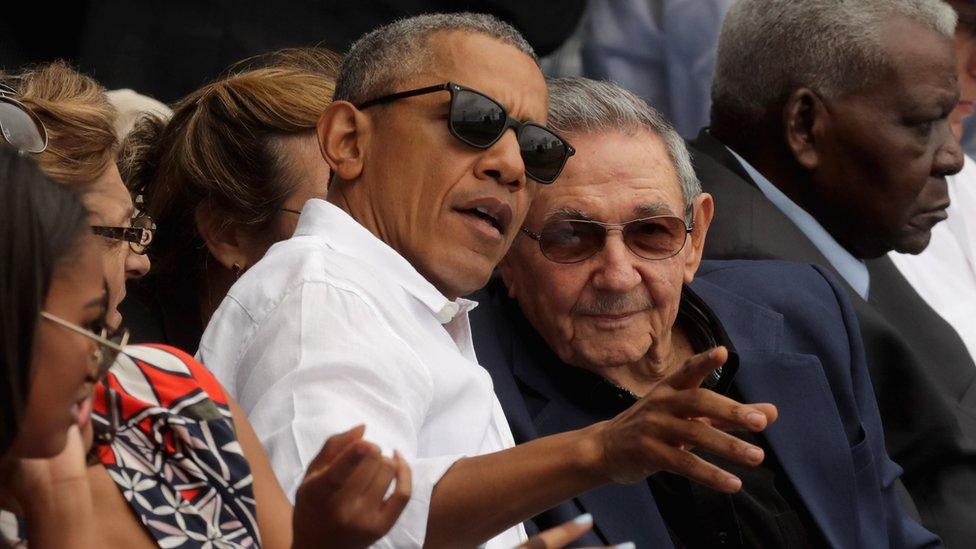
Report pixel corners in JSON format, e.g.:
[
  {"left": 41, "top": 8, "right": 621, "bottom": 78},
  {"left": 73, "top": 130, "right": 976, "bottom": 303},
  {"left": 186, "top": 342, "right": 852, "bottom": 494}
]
[
  {"left": 581, "top": 0, "right": 733, "bottom": 138},
  {"left": 120, "top": 48, "right": 337, "bottom": 351}
]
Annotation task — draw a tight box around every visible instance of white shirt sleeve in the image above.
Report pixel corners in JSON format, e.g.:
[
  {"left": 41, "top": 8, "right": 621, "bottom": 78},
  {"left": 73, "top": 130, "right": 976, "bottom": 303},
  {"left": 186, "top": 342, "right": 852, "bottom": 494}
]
[{"left": 213, "top": 281, "right": 463, "bottom": 547}]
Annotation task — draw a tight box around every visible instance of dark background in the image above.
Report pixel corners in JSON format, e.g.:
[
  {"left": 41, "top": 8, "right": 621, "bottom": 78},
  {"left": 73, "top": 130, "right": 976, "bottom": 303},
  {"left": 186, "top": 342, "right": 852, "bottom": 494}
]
[{"left": 1, "top": 0, "right": 586, "bottom": 103}]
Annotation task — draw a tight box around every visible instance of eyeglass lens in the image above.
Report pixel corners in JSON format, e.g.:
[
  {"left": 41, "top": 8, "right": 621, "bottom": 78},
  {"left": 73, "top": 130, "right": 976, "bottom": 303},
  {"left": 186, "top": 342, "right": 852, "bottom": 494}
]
[
  {"left": 450, "top": 89, "right": 569, "bottom": 183},
  {"left": 538, "top": 217, "right": 688, "bottom": 263},
  {"left": 0, "top": 100, "right": 46, "bottom": 153}
]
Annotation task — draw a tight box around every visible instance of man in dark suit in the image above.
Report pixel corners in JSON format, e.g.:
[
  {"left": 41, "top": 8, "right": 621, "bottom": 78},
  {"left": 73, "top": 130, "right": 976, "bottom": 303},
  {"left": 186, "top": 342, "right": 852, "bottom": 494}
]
[
  {"left": 690, "top": 1, "right": 976, "bottom": 544},
  {"left": 471, "top": 76, "right": 939, "bottom": 548}
]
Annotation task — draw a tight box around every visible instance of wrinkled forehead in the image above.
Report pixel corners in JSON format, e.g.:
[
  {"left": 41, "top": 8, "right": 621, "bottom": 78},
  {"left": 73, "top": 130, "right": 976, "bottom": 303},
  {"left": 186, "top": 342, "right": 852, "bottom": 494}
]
[
  {"left": 81, "top": 163, "right": 134, "bottom": 226},
  {"left": 529, "top": 129, "right": 684, "bottom": 224}
]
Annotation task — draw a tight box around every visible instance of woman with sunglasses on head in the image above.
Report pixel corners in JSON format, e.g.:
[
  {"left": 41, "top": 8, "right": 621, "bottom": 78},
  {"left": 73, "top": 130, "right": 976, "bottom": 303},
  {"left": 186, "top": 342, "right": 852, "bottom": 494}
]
[
  {"left": 119, "top": 48, "right": 337, "bottom": 352},
  {"left": 1, "top": 61, "right": 416, "bottom": 549},
  {"left": 0, "top": 146, "right": 102, "bottom": 548}
]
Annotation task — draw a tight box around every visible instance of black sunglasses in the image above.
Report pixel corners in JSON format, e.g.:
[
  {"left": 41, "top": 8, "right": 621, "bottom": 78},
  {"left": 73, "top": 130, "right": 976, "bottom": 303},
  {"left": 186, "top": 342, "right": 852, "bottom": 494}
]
[
  {"left": 356, "top": 82, "right": 575, "bottom": 184},
  {"left": 521, "top": 215, "right": 694, "bottom": 264},
  {"left": 0, "top": 83, "right": 48, "bottom": 154},
  {"left": 92, "top": 215, "right": 156, "bottom": 255}
]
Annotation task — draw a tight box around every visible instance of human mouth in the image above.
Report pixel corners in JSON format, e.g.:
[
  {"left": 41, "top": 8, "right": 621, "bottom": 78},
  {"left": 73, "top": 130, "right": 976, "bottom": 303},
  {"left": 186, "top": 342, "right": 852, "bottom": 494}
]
[
  {"left": 453, "top": 197, "right": 513, "bottom": 240},
  {"left": 910, "top": 202, "right": 950, "bottom": 230},
  {"left": 71, "top": 395, "right": 93, "bottom": 429}
]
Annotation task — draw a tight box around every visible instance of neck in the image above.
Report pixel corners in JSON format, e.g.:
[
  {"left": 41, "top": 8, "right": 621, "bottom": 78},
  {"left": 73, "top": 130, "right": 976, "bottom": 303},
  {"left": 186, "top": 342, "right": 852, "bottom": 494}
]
[{"left": 199, "top": 260, "right": 237, "bottom": 328}]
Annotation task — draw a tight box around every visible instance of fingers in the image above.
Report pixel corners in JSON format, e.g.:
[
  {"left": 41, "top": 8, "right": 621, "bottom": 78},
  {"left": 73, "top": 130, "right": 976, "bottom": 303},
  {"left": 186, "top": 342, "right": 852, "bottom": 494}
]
[
  {"left": 649, "top": 438, "right": 744, "bottom": 493},
  {"left": 307, "top": 439, "right": 374, "bottom": 492},
  {"left": 667, "top": 346, "right": 727, "bottom": 391},
  {"left": 378, "top": 450, "right": 412, "bottom": 526},
  {"left": 669, "top": 389, "right": 776, "bottom": 432},
  {"left": 516, "top": 514, "right": 594, "bottom": 549},
  {"left": 335, "top": 443, "right": 385, "bottom": 497},
  {"left": 658, "top": 415, "right": 764, "bottom": 468},
  {"left": 309, "top": 424, "right": 367, "bottom": 472}
]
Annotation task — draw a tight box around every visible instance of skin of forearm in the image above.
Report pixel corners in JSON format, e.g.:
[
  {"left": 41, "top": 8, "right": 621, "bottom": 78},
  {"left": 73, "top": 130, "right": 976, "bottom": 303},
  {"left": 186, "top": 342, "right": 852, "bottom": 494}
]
[
  {"left": 24, "top": 476, "right": 96, "bottom": 549},
  {"left": 423, "top": 422, "right": 609, "bottom": 549}
]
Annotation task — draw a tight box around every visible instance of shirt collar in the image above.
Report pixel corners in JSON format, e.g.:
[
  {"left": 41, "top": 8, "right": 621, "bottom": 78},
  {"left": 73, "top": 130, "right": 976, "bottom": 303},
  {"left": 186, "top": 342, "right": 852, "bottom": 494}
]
[
  {"left": 294, "top": 199, "right": 474, "bottom": 323},
  {"left": 725, "top": 147, "right": 870, "bottom": 299}
]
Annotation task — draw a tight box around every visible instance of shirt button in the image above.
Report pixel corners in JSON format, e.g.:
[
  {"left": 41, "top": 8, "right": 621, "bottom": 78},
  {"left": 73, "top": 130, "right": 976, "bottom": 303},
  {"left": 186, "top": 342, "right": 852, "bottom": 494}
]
[{"left": 437, "top": 304, "right": 458, "bottom": 322}]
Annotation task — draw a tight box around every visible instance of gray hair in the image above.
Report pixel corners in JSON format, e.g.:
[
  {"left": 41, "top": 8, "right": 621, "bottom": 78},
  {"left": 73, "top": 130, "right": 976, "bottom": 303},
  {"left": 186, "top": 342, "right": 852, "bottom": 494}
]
[
  {"left": 333, "top": 12, "right": 538, "bottom": 104},
  {"left": 712, "top": 0, "right": 956, "bottom": 134},
  {"left": 546, "top": 76, "right": 701, "bottom": 216}
]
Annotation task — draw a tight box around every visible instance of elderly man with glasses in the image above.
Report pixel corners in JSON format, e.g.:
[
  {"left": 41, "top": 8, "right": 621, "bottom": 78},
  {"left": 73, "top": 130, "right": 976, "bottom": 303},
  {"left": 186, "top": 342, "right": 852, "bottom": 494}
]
[{"left": 469, "top": 77, "right": 939, "bottom": 548}]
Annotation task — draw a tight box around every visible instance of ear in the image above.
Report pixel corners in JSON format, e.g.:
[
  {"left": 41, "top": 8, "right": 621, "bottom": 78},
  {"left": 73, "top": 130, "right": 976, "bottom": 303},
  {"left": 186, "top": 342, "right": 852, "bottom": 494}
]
[
  {"left": 783, "top": 88, "right": 826, "bottom": 170},
  {"left": 683, "top": 192, "right": 715, "bottom": 284},
  {"left": 317, "top": 101, "right": 368, "bottom": 183},
  {"left": 195, "top": 202, "right": 248, "bottom": 271}
]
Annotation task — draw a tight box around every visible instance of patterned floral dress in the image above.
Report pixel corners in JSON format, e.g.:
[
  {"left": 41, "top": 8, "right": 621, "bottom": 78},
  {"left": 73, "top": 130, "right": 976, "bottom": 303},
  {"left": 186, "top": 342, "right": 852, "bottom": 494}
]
[{"left": 1, "top": 344, "right": 261, "bottom": 548}]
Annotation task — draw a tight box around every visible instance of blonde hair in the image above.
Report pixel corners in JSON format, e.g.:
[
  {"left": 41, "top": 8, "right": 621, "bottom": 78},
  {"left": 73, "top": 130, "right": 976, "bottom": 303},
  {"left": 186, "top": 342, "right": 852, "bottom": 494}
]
[
  {"left": 121, "top": 47, "right": 340, "bottom": 278},
  {"left": 3, "top": 61, "right": 118, "bottom": 187}
]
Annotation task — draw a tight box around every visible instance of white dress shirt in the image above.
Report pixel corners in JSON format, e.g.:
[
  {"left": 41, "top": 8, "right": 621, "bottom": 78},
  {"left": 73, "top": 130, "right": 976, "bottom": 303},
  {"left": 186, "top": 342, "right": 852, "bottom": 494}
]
[
  {"left": 727, "top": 146, "right": 871, "bottom": 299},
  {"left": 198, "top": 199, "right": 525, "bottom": 548},
  {"left": 890, "top": 154, "right": 976, "bottom": 362}
]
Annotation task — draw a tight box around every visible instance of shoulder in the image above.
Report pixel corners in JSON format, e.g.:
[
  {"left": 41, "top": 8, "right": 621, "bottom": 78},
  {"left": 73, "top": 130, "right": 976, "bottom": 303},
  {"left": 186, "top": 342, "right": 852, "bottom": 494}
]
[
  {"left": 115, "top": 343, "right": 230, "bottom": 406},
  {"left": 694, "top": 260, "right": 853, "bottom": 339}
]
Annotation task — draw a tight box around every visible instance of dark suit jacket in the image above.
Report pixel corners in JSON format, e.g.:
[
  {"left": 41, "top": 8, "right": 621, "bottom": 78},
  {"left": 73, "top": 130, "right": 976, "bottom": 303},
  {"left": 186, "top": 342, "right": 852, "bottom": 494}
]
[
  {"left": 470, "top": 261, "right": 939, "bottom": 548},
  {"left": 690, "top": 129, "right": 976, "bottom": 547}
]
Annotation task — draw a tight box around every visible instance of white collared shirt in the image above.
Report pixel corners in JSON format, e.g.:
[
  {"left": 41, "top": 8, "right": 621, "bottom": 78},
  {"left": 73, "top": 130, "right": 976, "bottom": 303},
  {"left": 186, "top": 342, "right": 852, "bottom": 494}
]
[
  {"left": 198, "top": 198, "right": 525, "bottom": 548},
  {"left": 890, "top": 154, "right": 976, "bottom": 362},
  {"left": 726, "top": 147, "right": 871, "bottom": 299}
]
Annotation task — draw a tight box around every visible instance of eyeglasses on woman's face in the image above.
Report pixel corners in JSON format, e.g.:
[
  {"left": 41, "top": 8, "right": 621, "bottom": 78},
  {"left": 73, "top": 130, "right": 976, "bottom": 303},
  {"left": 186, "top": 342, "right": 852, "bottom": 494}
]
[
  {"left": 356, "top": 82, "right": 575, "bottom": 184},
  {"left": 41, "top": 311, "right": 131, "bottom": 445},
  {"left": 91, "top": 214, "right": 156, "bottom": 255},
  {"left": 521, "top": 214, "right": 694, "bottom": 264}
]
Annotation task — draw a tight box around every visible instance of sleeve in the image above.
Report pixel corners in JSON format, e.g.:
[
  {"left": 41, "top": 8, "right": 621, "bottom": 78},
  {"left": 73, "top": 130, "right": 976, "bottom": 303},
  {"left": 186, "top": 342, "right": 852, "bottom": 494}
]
[
  {"left": 229, "top": 281, "right": 462, "bottom": 548},
  {"left": 813, "top": 265, "right": 943, "bottom": 548}
]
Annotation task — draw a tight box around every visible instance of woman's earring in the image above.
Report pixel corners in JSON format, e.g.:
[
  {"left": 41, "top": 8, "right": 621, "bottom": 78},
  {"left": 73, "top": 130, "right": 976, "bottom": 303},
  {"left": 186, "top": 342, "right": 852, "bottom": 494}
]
[{"left": 232, "top": 262, "right": 243, "bottom": 278}]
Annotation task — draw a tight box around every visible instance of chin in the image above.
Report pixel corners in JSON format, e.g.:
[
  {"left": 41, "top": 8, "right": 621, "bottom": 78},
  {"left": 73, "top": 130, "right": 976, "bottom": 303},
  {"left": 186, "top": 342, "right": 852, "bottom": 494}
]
[{"left": 892, "top": 232, "right": 933, "bottom": 255}]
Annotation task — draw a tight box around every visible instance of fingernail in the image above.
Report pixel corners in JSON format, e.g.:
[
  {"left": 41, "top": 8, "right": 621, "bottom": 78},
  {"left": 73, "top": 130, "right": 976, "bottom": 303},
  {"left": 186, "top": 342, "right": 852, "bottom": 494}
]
[
  {"left": 614, "top": 543, "right": 636, "bottom": 549},
  {"left": 746, "top": 447, "right": 763, "bottom": 462},
  {"left": 747, "top": 411, "right": 765, "bottom": 428},
  {"left": 573, "top": 513, "right": 593, "bottom": 525},
  {"left": 724, "top": 475, "right": 742, "bottom": 491}
]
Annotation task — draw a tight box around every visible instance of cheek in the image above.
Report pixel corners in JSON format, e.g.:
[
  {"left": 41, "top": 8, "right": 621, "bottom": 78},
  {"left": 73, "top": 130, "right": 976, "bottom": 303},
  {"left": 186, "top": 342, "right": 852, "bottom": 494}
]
[{"left": 16, "top": 335, "right": 88, "bottom": 457}]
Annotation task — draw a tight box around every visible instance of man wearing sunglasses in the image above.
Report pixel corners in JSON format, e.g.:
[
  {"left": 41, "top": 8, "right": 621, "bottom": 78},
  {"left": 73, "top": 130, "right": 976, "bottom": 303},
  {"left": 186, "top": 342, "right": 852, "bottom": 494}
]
[{"left": 469, "top": 77, "right": 938, "bottom": 547}]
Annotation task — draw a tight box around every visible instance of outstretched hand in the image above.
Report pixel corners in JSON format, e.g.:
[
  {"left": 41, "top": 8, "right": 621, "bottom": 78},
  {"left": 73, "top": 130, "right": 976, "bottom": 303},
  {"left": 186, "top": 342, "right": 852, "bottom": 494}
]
[
  {"left": 597, "top": 346, "right": 778, "bottom": 492},
  {"left": 292, "top": 425, "right": 411, "bottom": 549}
]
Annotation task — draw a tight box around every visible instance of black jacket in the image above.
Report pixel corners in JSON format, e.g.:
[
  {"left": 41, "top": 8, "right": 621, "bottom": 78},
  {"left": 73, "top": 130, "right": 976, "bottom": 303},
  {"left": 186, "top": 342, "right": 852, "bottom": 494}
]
[{"left": 690, "top": 128, "right": 976, "bottom": 547}]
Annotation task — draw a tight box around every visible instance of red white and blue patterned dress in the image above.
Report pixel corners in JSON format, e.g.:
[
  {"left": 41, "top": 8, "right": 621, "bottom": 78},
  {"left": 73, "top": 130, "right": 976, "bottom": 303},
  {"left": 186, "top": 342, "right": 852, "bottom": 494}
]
[{"left": 1, "top": 344, "right": 261, "bottom": 548}]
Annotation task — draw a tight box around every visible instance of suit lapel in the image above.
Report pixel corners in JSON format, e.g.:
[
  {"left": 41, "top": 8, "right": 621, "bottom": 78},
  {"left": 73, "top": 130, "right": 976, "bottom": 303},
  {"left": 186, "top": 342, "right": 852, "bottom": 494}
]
[
  {"left": 697, "top": 279, "right": 860, "bottom": 548},
  {"left": 511, "top": 344, "right": 674, "bottom": 548}
]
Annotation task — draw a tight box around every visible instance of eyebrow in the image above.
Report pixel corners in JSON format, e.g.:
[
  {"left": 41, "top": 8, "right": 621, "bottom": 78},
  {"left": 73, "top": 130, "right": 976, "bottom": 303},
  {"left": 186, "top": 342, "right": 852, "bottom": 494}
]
[
  {"left": 634, "top": 202, "right": 677, "bottom": 218},
  {"left": 545, "top": 207, "right": 591, "bottom": 221}
]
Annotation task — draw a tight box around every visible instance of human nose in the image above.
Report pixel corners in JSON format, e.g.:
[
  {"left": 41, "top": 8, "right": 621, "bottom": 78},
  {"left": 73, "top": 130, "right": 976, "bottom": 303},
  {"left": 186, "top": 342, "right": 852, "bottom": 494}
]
[
  {"left": 590, "top": 230, "right": 642, "bottom": 293},
  {"left": 474, "top": 129, "right": 528, "bottom": 192},
  {"left": 934, "top": 124, "right": 964, "bottom": 177},
  {"left": 126, "top": 249, "right": 151, "bottom": 279}
]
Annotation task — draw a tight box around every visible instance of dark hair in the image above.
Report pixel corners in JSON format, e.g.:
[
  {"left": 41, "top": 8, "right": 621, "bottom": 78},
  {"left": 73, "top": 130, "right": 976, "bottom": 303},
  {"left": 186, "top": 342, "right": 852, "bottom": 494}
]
[{"left": 0, "top": 145, "right": 89, "bottom": 456}]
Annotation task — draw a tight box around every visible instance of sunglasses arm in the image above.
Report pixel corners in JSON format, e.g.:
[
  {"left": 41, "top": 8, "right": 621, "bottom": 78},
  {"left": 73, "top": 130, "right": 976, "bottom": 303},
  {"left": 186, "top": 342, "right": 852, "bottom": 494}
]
[{"left": 39, "top": 311, "right": 130, "bottom": 354}]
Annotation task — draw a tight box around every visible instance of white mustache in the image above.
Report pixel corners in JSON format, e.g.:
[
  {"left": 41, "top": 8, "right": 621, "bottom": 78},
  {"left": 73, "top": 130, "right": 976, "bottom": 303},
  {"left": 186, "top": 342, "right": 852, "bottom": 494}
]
[{"left": 572, "top": 292, "right": 653, "bottom": 316}]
